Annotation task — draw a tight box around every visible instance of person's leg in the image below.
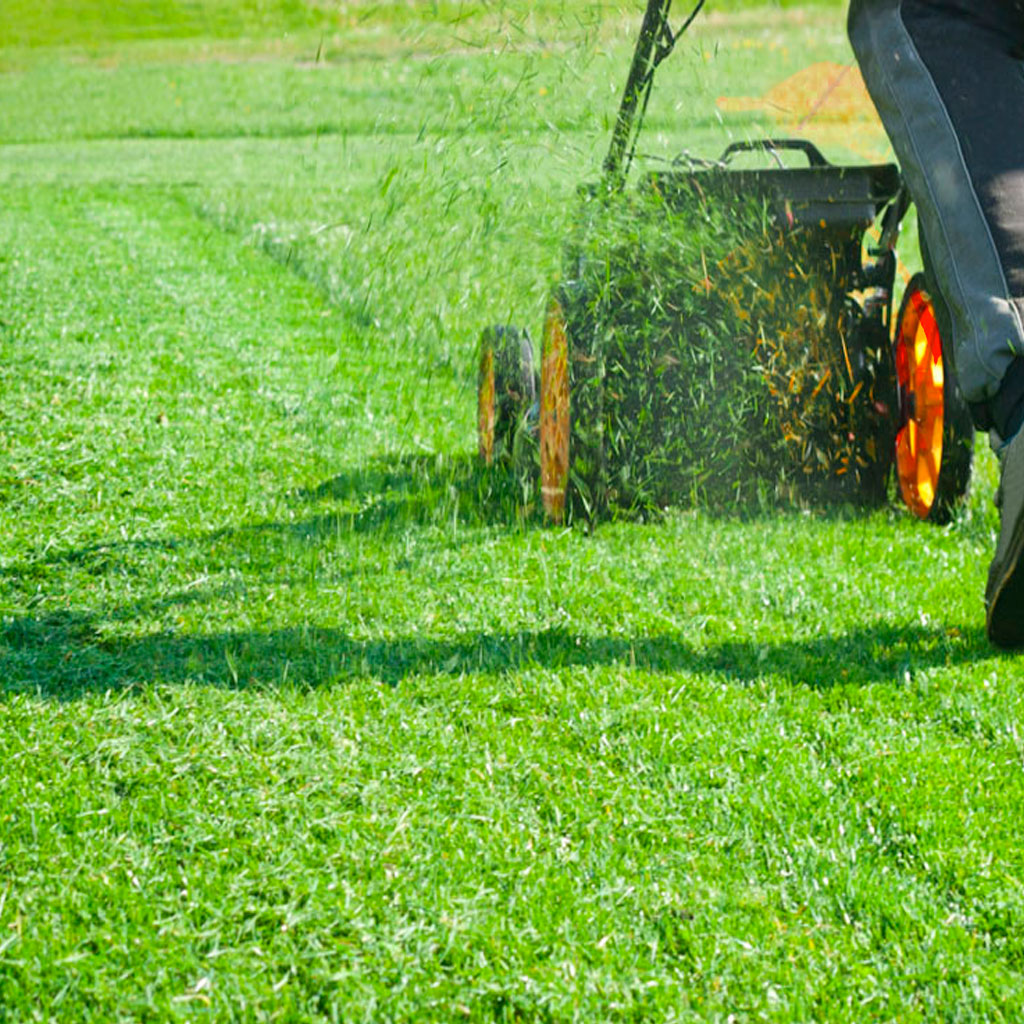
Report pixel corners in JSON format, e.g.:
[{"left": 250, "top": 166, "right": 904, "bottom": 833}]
[
  {"left": 849, "top": 0, "right": 1024, "bottom": 422},
  {"left": 848, "top": 0, "right": 1024, "bottom": 644}
]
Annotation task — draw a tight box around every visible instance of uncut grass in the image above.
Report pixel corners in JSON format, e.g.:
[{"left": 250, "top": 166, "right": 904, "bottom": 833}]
[
  {"left": 3, "top": 503, "right": 1021, "bottom": 1018},
  {"left": 7, "top": 651, "right": 1024, "bottom": 1020},
  {"left": 0, "top": 6, "right": 871, "bottom": 358},
  {"left": 3, "top": 2, "right": 1023, "bottom": 1020}
]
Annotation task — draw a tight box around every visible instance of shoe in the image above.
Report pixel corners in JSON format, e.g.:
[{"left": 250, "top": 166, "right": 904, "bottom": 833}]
[{"left": 986, "top": 428, "right": 1024, "bottom": 647}]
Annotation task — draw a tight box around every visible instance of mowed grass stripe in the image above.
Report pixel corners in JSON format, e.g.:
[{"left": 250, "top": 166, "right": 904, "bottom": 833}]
[{"left": 0, "top": 183, "right": 430, "bottom": 534}]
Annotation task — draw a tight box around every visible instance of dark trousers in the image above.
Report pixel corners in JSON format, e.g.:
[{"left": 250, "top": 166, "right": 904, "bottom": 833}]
[{"left": 848, "top": 0, "right": 1024, "bottom": 435}]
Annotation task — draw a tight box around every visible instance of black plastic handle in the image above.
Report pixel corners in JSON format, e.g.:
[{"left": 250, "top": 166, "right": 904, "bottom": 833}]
[{"left": 720, "top": 138, "right": 830, "bottom": 168}]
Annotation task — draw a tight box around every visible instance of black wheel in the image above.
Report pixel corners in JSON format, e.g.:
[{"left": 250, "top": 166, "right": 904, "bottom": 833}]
[
  {"left": 477, "top": 325, "right": 536, "bottom": 466},
  {"left": 893, "top": 272, "right": 973, "bottom": 523}
]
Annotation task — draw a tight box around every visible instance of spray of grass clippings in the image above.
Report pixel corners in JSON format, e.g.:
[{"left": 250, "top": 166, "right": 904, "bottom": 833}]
[{"left": 557, "top": 177, "right": 893, "bottom": 518}]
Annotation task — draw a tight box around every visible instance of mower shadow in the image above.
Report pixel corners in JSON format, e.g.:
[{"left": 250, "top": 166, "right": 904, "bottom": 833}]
[
  {"left": 0, "top": 611, "right": 996, "bottom": 702},
  {"left": 296, "top": 453, "right": 906, "bottom": 520},
  {"left": 290, "top": 451, "right": 539, "bottom": 533},
  {"left": 0, "top": 452, "right": 986, "bottom": 703},
  {"left": 5, "top": 449, "right": 909, "bottom": 586}
]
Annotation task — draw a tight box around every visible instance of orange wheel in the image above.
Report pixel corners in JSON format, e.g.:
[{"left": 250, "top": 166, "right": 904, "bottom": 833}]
[
  {"left": 540, "top": 296, "right": 570, "bottom": 524},
  {"left": 894, "top": 273, "right": 973, "bottom": 522}
]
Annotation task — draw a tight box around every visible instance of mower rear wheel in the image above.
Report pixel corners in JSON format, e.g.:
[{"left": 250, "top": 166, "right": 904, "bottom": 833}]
[
  {"left": 540, "top": 296, "right": 570, "bottom": 523},
  {"left": 894, "top": 272, "right": 973, "bottom": 523},
  {"left": 477, "top": 325, "right": 536, "bottom": 466}
]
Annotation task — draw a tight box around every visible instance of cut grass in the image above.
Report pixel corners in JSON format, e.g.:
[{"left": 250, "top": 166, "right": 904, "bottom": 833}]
[{"left": 1, "top": 2, "right": 1021, "bottom": 1021}]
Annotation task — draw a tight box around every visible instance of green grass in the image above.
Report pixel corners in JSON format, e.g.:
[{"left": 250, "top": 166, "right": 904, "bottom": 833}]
[{"left": 4, "top": 1, "right": 1024, "bottom": 1020}]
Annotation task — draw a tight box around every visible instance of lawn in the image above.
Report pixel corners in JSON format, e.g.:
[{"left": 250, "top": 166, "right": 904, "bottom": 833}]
[{"left": 2, "top": 1, "right": 1023, "bottom": 1021}]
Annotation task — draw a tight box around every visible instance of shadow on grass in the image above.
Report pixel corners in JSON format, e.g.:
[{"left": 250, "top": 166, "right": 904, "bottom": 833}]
[
  {"left": 290, "top": 451, "right": 540, "bottom": 533},
  {"left": 5, "top": 449, "right": 905, "bottom": 587},
  {"left": 294, "top": 453, "right": 902, "bottom": 529},
  {"left": 0, "top": 453, "right": 538, "bottom": 590},
  {"left": 0, "top": 454, "right": 987, "bottom": 701},
  {"left": 0, "top": 611, "right": 996, "bottom": 701}
]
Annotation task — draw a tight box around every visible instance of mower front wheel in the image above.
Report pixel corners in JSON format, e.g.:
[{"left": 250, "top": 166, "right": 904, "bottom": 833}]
[
  {"left": 893, "top": 273, "right": 973, "bottom": 523},
  {"left": 539, "top": 297, "right": 571, "bottom": 523}
]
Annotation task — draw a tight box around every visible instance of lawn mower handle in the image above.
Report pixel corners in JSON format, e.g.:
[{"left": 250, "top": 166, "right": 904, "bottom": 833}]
[{"left": 603, "top": 0, "right": 676, "bottom": 185}]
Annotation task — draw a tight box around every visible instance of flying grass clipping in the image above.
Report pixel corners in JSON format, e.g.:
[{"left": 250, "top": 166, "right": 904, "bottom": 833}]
[{"left": 556, "top": 179, "right": 894, "bottom": 517}]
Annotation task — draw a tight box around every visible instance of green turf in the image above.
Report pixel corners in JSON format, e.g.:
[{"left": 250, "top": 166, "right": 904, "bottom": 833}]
[{"left": 4, "top": 2, "right": 1023, "bottom": 1021}]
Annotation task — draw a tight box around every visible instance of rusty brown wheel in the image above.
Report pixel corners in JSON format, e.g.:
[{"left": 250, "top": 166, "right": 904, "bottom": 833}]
[{"left": 478, "top": 342, "right": 497, "bottom": 465}]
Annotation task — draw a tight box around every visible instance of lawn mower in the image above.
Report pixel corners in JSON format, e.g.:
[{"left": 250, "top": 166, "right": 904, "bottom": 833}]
[{"left": 476, "top": 0, "right": 973, "bottom": 524}]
